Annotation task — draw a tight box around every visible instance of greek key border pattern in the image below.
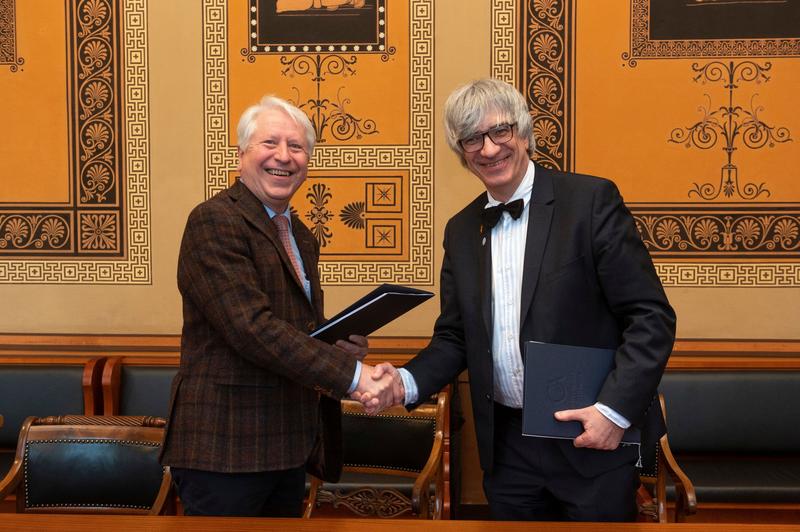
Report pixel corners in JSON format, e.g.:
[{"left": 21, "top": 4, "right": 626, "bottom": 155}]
[
  {"left": 0, "top": 0, "right": 151, "bottom": 284},
  {"left": 203, "top": 0, "right": 236, "bottom": 198},
  {"left": 203, "top": 0, "right": 433, "bottom": 285},
  {"left": 623, "top": 0, "right": 800, "bottom": 66},
  {"left": 490, "top": 0, "right": 517, "bottom": 84},
  {"left": 655, "top": 263, "right": 800, "bottom": 287}
]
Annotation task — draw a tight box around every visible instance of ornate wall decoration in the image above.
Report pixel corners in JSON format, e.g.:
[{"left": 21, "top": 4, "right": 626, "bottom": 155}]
[
  {"left": 0, "top": 0, "right": 151, "bottom": 283},
  {"left": 623, "top": 0, "right": 800, "bottom": 66},
  {"left": 669, "top": 61, "right": 792, "bottom": 201},
  {"left": 491, "top": 0, "right": 800, "bottom": 286},
  {"left": 241, "top": 1, "right": 389, "bottom": 144},
  {"left": 634, "top": 206, "right": 800, "bottom": 257},
  {"left": 654, "top": 262, "right": 800, "bottom": 287},
  {"left": 492, "top": 0, "right": 572, "bottom": 171},
  {"left": 204, "top": 0, "right": 433, "bottom": 285},
  {"left": 0, "top": 0, "right": 24, "bottom": 71},
  {"left": 280, "top": 54, "right": 379, "bottom": 144}
]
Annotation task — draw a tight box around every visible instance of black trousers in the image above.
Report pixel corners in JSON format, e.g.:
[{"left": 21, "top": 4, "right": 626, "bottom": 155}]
[
  {"left": 482, "top": 403, "right": 639, "bottom": 522},
  {"left": 171, "top": 466, "right": 306, "bottom": 517}
]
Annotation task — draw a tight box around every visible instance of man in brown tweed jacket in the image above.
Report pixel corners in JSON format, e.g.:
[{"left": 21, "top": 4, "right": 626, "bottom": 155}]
[{"left": 160, "top": 95, "right": 395, "bottom": 517}]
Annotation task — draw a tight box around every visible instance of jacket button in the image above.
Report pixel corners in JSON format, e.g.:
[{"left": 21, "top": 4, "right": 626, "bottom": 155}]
[
  {"left": 307, "top": 321, "right": 316, "bottom": 331},
  {"left": 486, "top": 394, "right": 492, "bottom": 402}
]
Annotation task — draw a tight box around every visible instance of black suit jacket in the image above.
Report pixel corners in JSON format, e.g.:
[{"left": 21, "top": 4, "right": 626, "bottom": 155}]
[{"left": 404, "top": 164, "right": 676, "bottom": 477}]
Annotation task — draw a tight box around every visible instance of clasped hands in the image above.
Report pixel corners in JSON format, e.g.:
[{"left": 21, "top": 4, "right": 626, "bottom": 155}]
[
  {"left": 351, "top": 362, "right": 404, "bottom": 415},
  {"left": 335, "top": 335, "right": 404, "bottom": 415}
]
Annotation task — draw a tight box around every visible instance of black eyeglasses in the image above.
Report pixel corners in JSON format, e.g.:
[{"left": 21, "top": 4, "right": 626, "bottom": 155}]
[{"left": 458, "top": 123, "right": 516, "bottom": 153}]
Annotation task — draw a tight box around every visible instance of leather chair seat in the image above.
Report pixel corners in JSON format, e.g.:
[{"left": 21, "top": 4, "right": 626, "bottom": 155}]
[
  {"left": 668, "top": 456, "right": 800, "bottom": 504},
  {"left": 325, "top": 472, "right": 416, "bottom": 494}
]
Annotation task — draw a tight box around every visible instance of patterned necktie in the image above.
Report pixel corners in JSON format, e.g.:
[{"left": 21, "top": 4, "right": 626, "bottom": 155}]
[
  {"left": 272, "top": 215, "right": 304, "bottom": 282},
  {"left": 481, "top": 198, "right": 524, "bottom": 229}
]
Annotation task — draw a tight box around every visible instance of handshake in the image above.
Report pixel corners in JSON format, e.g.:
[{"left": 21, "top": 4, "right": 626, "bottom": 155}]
[
  {"left": 350, "top": 363, "right": 405, "bottom": 415},
  {"left": 334, "top": 336, "right": 405, "bottom": 415}
]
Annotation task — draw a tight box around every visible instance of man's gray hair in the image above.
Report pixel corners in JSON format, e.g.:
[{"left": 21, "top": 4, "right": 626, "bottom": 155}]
[
  {"left": 236, "top": 95, "right": 316, "bottom": 156},
  {"left": 443, "top": 78, "right": 535, "bottom": 161}
]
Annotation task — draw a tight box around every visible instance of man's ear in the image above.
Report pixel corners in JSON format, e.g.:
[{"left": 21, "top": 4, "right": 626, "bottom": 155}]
[{"left": 236, "top": 148, "right": 243, "bottom": 172}]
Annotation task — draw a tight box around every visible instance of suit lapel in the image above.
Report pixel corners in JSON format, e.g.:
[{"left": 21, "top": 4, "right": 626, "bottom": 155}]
[
  {"left": 520, "top": 164, "right": 555, "bottom": 323},
  {"left": 230, "top": 181, "right": 311, "bottom": 299}
]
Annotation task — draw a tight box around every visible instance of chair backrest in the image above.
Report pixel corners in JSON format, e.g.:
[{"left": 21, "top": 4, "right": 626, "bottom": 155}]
[
  {"left": 305, "top": 392, "right": 448, "bottom": 519},
  {"left": 0, "top": 415, "right": 173, "bottom": 514},
  {"left": 102, "top": 357, "right": 178, "bottom": 417},
  {"left": 0, "top": 358, "right": 104, "bottom": 481},
  {"left": 119, "top": 366, "right": 178, "bottom": 417},
  {"left": 341, "top": 399, "right": 440, "bottom": 475},
  {"left": 660, "top": 371, "right": 800, "bottom": 454},
  {"left": 0, "top": 363, "right": 96, "bottom": 450}
]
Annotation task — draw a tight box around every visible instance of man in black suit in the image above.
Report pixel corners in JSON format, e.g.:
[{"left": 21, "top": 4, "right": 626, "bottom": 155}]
[{"left": 368, "top": 78, "right": 675, "bottom": 521}]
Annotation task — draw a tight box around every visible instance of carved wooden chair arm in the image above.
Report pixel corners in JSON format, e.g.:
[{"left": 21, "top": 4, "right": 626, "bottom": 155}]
[
  {"left": 659, "top": 430, "right": 697, "bottom": 521},
  {"left": 411, "top": 430, "right": 443, "bottom": 518},
  {"left": 658, "top": 394, "right": 697, "bottom": 522}
]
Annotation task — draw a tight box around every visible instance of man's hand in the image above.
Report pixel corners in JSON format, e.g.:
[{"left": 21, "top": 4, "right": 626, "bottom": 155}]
[
  {"left": 335, "top": 334, "right": 368, "bottom": 361},
  {"left": 554, "top": 405, "right": 624, "bottom": 450},
  {"left": 370, "top": 362, "right": 405, "bottom": 407},
  {"left": 351, "top": 363, "right": 395, "bottom": 415}
]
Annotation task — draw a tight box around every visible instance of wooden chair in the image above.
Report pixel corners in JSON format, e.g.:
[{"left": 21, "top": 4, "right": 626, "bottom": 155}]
[
  {"left": 304, "top": 392, "right": 449, "bottom": 519},
  {"left": 637, "top": 394, "right": 697, "bottom": 523},
  {"left": 0, "top": 415, "right": 173, "bottom": 515}
]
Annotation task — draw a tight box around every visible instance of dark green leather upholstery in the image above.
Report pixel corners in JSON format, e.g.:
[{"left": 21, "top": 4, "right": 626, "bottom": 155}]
[
  {"left": 119, "top": 366, "right": 178, "bottom": 417},
  {"left": 660, "top": 371, "right": 800, "bottom": 504},
  {"left": 0, "top": 416, "right": 171, "bottom": 514},
  {"left": 0, "top": 365, "right": 85, "bottom": 450},
  {"left": 25, "top": 439, "right": 164, "bottom": 510},
  {"left": 341, "top": 411, "right": 435, "bottom": 472}
]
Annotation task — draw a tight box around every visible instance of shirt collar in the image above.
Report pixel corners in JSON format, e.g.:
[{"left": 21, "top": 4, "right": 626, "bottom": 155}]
[
  {"left": 264, "top": 205, "right": 292, "bottom": 228},
  {"left": 485, "top": 160, "right": 535, "bottom": 208}
]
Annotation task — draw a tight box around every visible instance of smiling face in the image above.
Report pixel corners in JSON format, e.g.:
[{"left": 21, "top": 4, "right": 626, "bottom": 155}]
[
  {"left": 461, "top": 110, "right": 530, "bottom": 203},
  {"left": 237, "top": 108, "right": 310, "bottom": 213}
]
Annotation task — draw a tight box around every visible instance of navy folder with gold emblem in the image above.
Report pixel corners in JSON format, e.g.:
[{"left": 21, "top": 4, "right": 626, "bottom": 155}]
[{"left": 522, "top": 341, "right": 641, "bottom": 444}]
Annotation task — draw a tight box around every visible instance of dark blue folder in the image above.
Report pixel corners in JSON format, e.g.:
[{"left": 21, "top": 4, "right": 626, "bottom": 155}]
[{"left": 522, "top": 341, "right": 641, "bottom": 444}]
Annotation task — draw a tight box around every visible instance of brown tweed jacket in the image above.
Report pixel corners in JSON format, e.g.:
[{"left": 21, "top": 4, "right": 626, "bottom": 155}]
[{"left": 160, "top": 180, "right": 357, "bottom": 473}]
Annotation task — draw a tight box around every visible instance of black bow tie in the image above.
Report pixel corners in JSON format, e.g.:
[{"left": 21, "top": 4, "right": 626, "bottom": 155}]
[{"left": 482, "top": 198, "right": 524, "bottom": 229}]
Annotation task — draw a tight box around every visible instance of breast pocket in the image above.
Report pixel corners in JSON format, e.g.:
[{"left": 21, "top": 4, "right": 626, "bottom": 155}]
[{"left": 543, "top": 255, "right": 586, "bottom": 285}]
